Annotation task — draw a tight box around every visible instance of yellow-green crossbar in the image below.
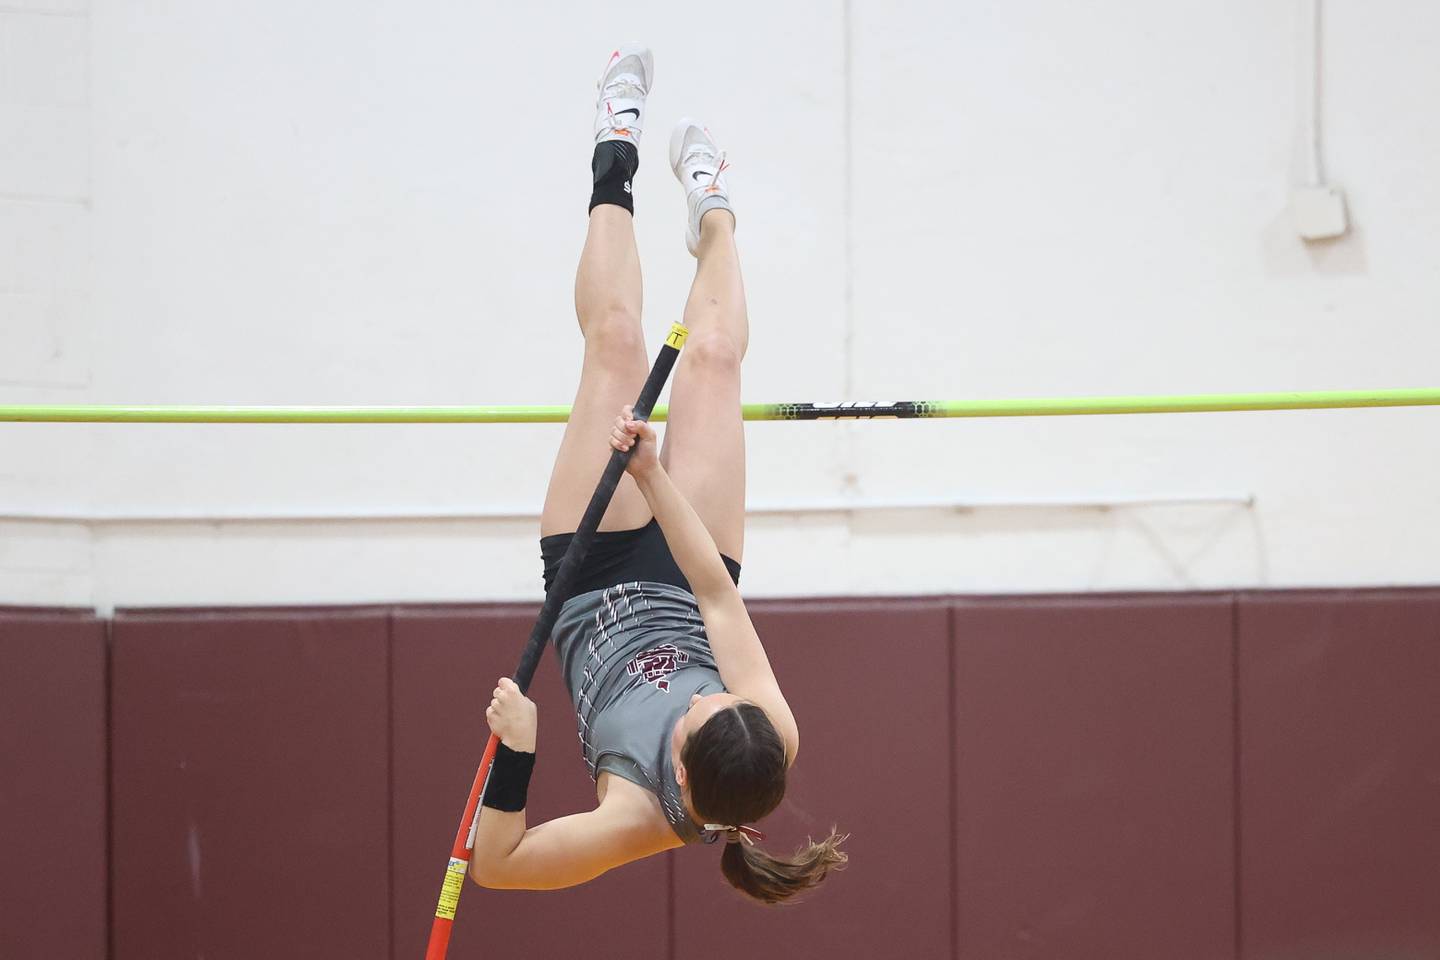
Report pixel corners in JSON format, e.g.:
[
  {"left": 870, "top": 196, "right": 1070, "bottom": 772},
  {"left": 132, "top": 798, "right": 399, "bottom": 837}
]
[{"left": 1, "top": 389, "right": 1438, "bottom": 423}]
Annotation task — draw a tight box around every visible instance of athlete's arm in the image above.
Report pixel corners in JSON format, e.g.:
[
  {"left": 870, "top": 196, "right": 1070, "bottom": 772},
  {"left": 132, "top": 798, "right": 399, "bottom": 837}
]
[
  {"left": 687, "top": 584, "right": 800, "bottom": 763},
  {"left": 633, "top": 462, "right": 741, "bottom": 601},
  {"left": 468, "top": 678, "right": 679, "bottom": 889},
  {"left": 469, "top": 796, "right": 678, "bottom": 890},
  {"left": 612, "top": 411, "right": 801, "bottom": 762}
]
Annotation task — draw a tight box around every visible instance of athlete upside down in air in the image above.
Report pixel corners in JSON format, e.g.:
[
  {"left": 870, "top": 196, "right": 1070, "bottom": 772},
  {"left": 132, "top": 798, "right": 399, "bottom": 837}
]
[{"left": 466, "top": 44, "right": 846, "bottom": 904}]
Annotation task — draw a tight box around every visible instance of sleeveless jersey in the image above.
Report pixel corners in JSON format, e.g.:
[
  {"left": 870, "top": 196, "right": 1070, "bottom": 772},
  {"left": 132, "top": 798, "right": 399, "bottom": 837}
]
[{"left": 551, "top": 580, "right": 725, "bottom": 845}]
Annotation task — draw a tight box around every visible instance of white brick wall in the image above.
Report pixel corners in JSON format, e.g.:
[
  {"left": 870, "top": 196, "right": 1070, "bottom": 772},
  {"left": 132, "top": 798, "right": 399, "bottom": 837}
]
[
  {"left": 0, "top": 290, "right": 89, "bottom": 384},
  {"left": 0, "top": 199, "right": 88, "bottom": 290},
  {"left": 2, "top": 1, "right": 1439, "bottom": 609},
  {"left": 0, "top": 1, "right": 89, "bottom": 14},
  {"left": 0, "top": 520, "right": 91, "bottom": 605},
  {"left": 0, "top": 1, "right": 91, "bottom": 379},
  {"left": 0, "top": 1, "right": 93, "bottom": 602},
  {"left": 0, "top": 10, "right": 88, "bottom": 106}
]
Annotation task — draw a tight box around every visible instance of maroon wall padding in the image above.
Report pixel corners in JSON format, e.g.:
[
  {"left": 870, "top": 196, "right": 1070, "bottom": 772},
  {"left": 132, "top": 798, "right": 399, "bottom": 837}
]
[
  {"left": 11, "top": 586, "right": 1440, "bottom": 960},
  {"left": 110, "top": 609, "right": 391, "bottom": 960},
  {"left": 952, "top": 596, "right": 1237, "bottom": 960},
  {"left": 672, "top": 601, "right": 953, "bottom": 960},
  {"left": 0, "top": 611, "right": 108, "bottom": 960},
  {"left": 1237, "top": 589, "right": 1440, "bottom": 960},
  {"left": 391, "top": 607, "right": 671, "bottom": 960}
]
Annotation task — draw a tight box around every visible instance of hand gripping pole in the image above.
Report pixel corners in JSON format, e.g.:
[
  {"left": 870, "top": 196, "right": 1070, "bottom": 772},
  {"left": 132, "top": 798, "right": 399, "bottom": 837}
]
[{"left": 423, "top": 322, "right": 688, "bottom": 960}]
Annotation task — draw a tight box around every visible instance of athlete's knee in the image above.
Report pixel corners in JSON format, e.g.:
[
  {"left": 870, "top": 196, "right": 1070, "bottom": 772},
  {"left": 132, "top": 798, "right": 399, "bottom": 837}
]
[
  {"left": 581, "top": 308, "right": 645, "bottom": 365},
  {"left": 682, "top": 331, "right": 744, "bottom": 376}
]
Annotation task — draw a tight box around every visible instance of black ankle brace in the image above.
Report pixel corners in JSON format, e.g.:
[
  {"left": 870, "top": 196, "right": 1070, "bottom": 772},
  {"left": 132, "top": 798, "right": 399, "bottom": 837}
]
[{"left": 589, "top": 140, "right": 639, "bottom": 215}]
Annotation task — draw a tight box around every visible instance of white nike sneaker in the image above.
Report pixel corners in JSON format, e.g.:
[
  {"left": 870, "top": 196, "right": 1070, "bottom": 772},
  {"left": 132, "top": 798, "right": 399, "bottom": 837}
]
[
  {"left": 594, "top": 43, "right": 653, "bottom": 146},
  {"left": 669, "top": 119, "right": 733, "bottom": 256}
]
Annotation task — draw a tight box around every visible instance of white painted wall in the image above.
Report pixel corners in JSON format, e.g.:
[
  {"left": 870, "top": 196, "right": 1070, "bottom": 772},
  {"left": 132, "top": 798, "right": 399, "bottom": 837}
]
[{"left": 3, "top": 1, "right": 1437, "bottom": 610}]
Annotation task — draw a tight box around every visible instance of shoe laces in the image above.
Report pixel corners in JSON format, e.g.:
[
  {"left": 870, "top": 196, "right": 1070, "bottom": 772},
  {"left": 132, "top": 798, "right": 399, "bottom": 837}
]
[
  {"left": 684, "top": 146, "right": 730, "bottom": 188},
  {"left": 598, "top": 73, "right": 646, "bottom": 105},
  {"left": 597, "top": 74, "right": 645, "bottom": 136},
  {"left": 601, "top": 74, "right": 642, "bottom": 99},
  {"left": 600, "top": 102, "right": 625, "bottom": 136}
]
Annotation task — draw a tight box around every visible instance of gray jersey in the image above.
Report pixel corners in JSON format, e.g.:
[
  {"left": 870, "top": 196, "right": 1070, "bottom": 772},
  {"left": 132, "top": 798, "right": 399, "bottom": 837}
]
[{"left": 551, "top": 580, "right": 725, "bottom": 845}]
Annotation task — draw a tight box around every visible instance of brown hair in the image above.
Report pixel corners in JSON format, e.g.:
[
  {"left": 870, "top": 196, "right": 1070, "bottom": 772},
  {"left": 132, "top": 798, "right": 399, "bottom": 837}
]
[{"left": 681, "top": 702, "right": 848, "bottom": 904}]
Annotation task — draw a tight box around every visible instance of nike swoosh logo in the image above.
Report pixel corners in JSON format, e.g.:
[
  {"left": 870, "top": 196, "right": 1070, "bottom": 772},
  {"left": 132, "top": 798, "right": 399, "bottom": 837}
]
[
  {"left": 614, "top": 108, "right": 640, "bottom": 120},
  {"left": 691, "top": 170, "right": 713, "bottom": 181}
]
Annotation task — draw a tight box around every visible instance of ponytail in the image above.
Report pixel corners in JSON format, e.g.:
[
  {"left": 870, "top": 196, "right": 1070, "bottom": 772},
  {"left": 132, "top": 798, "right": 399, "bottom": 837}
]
[
  {"left": 718, "top": 828, "right": 848, "bottom": 905},
  {"left": 681, "top": 704, "right": 847, "bottom": 903}
]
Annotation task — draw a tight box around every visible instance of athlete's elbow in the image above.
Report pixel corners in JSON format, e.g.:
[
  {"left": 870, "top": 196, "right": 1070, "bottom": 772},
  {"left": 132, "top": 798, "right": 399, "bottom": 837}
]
[
  {"left": 693, "top": 573, "right": 742, "bottom": 610},
  {"left": 468, "top": 855, "right": 518, "bottom": 890}
]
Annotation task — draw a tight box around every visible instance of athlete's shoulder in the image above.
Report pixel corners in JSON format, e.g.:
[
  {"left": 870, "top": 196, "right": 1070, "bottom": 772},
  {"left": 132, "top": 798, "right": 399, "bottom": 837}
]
[{"left": 597, "top": 772, "right": 685, "bottom": 850}]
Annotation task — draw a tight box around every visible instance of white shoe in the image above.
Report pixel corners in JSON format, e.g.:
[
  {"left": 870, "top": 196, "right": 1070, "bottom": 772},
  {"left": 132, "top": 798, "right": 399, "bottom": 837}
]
[
  {"left": 669, "top": 118, "right": 733, "bottom": 256},
  {"left": 594, "top": 44, "right": 653, "bottom": 146}
]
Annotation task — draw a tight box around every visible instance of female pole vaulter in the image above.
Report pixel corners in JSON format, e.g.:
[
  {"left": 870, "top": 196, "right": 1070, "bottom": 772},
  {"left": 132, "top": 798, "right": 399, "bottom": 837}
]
[{"left": 467, "top": 43, "right": 845, "bottom": 904}]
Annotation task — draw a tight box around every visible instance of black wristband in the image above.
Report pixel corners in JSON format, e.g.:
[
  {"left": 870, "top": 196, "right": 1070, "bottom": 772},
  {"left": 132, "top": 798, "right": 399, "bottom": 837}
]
[{"left": 482, "top": 742, "right": 536, "bottom": 813}]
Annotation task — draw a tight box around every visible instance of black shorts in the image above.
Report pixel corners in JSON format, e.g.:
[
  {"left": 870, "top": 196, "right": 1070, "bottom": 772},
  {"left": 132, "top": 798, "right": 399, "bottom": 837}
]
[{"left": 540, "top": 518, "right": 742, "bottom": 597}]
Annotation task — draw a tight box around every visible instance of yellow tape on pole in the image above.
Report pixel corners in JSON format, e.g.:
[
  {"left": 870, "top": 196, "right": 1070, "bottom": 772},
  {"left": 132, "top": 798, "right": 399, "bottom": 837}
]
[{"left": 434, "top": 857, "right": 467, "bottom": 921}]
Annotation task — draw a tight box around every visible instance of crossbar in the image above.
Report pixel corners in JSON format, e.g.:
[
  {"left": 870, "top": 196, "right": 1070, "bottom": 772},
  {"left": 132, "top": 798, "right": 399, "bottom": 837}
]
[{"left": 2, "top": 389, "right": 1438, "bottom": 424}]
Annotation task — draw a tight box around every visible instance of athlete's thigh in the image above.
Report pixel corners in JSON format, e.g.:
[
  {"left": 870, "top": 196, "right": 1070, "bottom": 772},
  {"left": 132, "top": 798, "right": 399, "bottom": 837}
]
[
  {"left": 541, "top": 343, "right": 654, "bottom": 537},
  {"left": 658, "top": 351, "right": 745, "bottom": 561}
]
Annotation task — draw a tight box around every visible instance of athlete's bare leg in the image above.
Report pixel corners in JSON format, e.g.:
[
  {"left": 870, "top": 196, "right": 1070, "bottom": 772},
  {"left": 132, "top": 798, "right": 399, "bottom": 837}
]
[
  {"left": 659, "top": 209, "right": 747, "bottom": 561},
  {"left": 540, "top": 204, "right": 653, "bottom": 536}
]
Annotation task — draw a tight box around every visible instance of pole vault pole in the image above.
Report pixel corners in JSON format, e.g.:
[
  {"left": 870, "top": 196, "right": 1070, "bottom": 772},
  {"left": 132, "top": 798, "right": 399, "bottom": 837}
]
[{"left": 423, "top": 322, "right": 688, "bottom": 960}]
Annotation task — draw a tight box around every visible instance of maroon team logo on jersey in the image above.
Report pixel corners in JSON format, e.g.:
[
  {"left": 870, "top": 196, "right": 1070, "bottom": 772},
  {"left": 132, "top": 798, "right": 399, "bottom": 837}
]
[{"left": 627, "top": 643, "right": 689, "bottom": 692}]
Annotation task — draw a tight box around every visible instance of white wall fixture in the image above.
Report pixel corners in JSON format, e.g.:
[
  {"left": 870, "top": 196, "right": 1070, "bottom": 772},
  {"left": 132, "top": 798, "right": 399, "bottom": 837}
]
[{"left": 1291, "top": 0, "right": 1349, "bottom": 240}]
